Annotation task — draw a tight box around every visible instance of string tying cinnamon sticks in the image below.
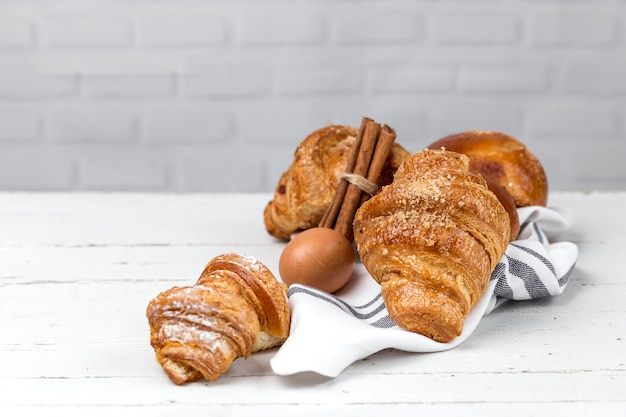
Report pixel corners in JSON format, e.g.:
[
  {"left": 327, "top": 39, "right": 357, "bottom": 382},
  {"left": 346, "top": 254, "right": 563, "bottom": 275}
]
[
  {"left": 337, "top": 173, "right": 380, "bottom": 196},
  {"left": 319, "top": 117, "right": 397, "bottom": 241}
]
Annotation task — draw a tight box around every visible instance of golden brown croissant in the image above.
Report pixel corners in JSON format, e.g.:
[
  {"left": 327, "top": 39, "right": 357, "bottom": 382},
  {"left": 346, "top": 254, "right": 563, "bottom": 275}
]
[
  {"left": 146, "top": 253, "right": 290, "bottom": 384},
  {"left": 353, "top": 149, "right": 511, "bottom": 343},
  {"left": 264, "top": 124, "right": 410, "bottom": 240}
]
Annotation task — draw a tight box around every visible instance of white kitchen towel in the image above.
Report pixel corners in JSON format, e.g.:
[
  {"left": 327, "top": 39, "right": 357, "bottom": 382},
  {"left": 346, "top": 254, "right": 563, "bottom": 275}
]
[{"left": 270, "top": 206, "right": 578, "bottom": 377}]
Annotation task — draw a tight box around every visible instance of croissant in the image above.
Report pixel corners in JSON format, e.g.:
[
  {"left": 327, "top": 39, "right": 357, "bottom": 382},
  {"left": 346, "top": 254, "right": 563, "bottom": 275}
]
[
  {"left": 146, "top": 253, "right": 290, "bottom": 384},
  {"left": 264, "top": 124, "right": 410, "bottom": 240},
  {"left": 353, "top": 149, "right": 511, "bottom": 343}
]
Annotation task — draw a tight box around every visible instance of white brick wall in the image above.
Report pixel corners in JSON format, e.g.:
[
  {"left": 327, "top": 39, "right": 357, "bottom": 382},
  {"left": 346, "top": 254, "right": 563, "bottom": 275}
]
[{"left": 0, "top": 0, "right": 624, "bottom": 192}]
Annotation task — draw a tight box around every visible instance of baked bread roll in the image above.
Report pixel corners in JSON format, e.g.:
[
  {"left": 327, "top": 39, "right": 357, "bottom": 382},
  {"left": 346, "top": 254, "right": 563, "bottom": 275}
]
[
  {"left": 264, "top": 125, "right": 410, "bottom": 240},
  {"left": 428, "top": 131, "right": 548, "bottom": 207},
  {"left": 146, "top": 253, "right": 290, "bottom": 384},
  {"left": 483, "top": 177, "right": 520, "bottom": 242},
  {"left": 353, "top": 149, "right": 511, "bottom": 343}
]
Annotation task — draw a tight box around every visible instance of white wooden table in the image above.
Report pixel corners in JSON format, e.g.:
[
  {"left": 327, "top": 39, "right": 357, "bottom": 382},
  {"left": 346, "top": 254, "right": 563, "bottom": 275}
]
[{"left": 1, "top": 191, "right": 624, "bottom": 416}]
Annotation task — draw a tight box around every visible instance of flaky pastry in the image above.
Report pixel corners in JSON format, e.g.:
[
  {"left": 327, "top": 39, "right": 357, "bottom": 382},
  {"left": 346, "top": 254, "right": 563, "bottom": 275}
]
[
  {"left": 264, "top": 125, "right": 410, "bottom": 240},
  {"left": 146, "top": 253, "right": 290, "bottom": 384},
  {"left": 353, "top": 149, "right": 511, "bottom": 343}
]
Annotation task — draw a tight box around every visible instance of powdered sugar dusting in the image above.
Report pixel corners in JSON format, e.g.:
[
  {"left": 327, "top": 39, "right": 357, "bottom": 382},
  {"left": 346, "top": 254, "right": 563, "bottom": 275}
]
[{"left": 161, "top": 320, "right": 223, "bottom": 348}]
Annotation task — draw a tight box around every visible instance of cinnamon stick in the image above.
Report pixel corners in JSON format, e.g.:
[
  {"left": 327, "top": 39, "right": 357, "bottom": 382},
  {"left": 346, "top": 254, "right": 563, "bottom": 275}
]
[
  {"left": 319, "top": 117, "right": 369, "bottom": 229},
  {"left": 335, "top": 120, "right": 381, "bottom": 239},
  {"left": 359, "top": 124, "right": 397, "bottom": 205},
  {"left": 319, "top": 117, "right": 396, "bottom": 242}
]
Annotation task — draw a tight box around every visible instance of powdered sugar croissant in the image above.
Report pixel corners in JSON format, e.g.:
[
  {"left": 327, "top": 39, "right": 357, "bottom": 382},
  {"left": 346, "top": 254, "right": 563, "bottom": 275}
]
[
  {"left": 146, "top": 253, "right": 290, "bottom": 384},
  {"left": 353, "top": 149, "right": 511, "bottom": 343}
]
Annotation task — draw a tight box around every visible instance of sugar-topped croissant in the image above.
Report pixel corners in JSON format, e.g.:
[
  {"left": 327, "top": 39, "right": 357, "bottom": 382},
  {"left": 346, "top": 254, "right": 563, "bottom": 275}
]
[
  {"left": 146, "top": 253, "right": 290, "bottom": 384},
  {"left": 353, "top": 149, "right": 511, "bottom": 343},
  {"left": 264, "top": 124, "right": 410, "bottom": 240}
]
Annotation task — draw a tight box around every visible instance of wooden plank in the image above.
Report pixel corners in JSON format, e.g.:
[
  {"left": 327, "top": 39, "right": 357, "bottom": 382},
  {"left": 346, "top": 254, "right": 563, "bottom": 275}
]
[
  {"left": 0, "top": 403, "right": 621, "bottom": 417},
  {"left": 0, "top": 192, "right": 276, "bottom": 246},
  {"left": 1, "top": 371, "right": 624, "bottom": 406},
  {"left": 3, "top": 401, "right": 625, "bottom": 417},
  {"left": 2, "top": 301, "right": 624, "bottom": 377},
  {"left": 2, "top": 278, "right": 624, "bottom": 320},
  {"left": 1, "top": 245, "right": 285, "bottom": 284}
]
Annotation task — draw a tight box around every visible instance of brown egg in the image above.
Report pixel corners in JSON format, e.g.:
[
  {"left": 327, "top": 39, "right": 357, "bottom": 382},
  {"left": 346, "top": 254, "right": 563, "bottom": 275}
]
[{"left": 278, "top": 227, "right": 355, "bottom": 293}]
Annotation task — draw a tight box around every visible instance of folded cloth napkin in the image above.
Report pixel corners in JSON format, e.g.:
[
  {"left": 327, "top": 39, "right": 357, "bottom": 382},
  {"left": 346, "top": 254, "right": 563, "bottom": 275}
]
[{"left": 270, "top": 206, "right": 579, "bottom": 377}]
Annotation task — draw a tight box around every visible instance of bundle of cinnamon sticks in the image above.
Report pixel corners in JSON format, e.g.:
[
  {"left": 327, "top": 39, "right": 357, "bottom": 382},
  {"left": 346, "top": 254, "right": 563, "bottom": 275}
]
[{"left": 319, "top": 117, "right": 397, "bottom": 241}]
